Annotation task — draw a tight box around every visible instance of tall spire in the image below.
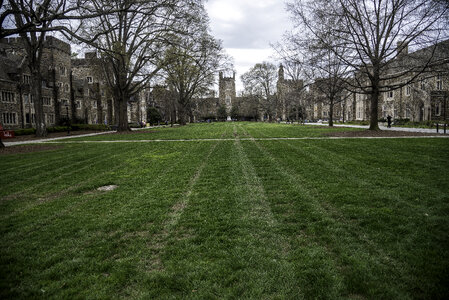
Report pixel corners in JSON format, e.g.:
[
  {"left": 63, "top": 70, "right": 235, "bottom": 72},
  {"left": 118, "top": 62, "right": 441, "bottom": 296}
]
[{"left": 278, "top": 64, "right": 284, "bottom": 81}]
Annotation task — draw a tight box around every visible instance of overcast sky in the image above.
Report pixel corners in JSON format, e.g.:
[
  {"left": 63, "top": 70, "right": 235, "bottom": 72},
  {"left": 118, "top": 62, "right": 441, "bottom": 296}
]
[{"left": 205, "top": 0, "right": 292, "bottom": 92}]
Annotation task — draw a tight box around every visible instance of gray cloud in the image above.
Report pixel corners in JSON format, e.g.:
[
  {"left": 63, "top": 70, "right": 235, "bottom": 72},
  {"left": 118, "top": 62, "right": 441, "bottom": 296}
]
[{"left": 206, "top": 0, "right": 291, "bottom": 91}]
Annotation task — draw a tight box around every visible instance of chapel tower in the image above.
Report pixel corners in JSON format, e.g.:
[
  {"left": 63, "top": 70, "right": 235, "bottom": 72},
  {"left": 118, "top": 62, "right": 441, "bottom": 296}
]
[{"left": 219, "top": 71, "right": 236, "bottom": 120}]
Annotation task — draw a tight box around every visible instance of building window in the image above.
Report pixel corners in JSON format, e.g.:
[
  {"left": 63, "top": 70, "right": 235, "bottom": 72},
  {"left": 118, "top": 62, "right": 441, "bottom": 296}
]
[
  {"left": 47, "top": 114, "right": 55, "bottom": 124},
  {"left": 64, "top": 84, "right": 69, "bottom": 92},
  {"left": 406, "top": 108, "right": 411, "bottom": 118},
  {"left": 24, "top": 94, "right": 34, "bottom": 104},
  {"left": 59, "top": 66, "right": 66, "bottom": 76},
  {"left": 87, "top": 76, "right": 93, "bottom": 83},
  {"left": 1, "top": 91, "right": 15, "bottom": 103},
  {"left": 26, "top": 113, "right": 36, "bottom": 124},
  {"left": 2, "top": 112, "right": 17, "bottom": 125},
  {"left": 23, "top": 74, "right": 31, "bottom": 84},
  {"left": 92, "top": 100, "right": 97, "bottom": 108},
  {"left": 225, "top": 95, "right": 231, "bottom": 106},
  {"left": 388, "top": 91, "right": 394, "bottom": 98},
  {"left": 62, "top": 99, "right": 69, "bottom": 106},
  {"left": 76, "top": 100, "right": 81, "bottom": 109},
  {"left": 42, "top": 80, "right": 47, "bottom": 87},
  {"left": 436, "top": 74, "right": 443, "bottom": 90},
  {"left": 420, "top": 79, "right": 426, "bottom": 90},
  {"left": 436, "top": 103, "right": 441, "bottom": 116},
  {"left": 58, "top": 82, "right": 63, "bottom": 89},
  {"left": 43, "top": 97, "right": 51, "bottom": 106},
  {"left": 406, "top": 85, "right": 411, "bottom": 96}
]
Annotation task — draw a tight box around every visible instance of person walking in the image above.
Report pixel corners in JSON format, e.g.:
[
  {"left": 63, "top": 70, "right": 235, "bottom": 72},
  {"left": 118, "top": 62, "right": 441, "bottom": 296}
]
[{"left": 387, "top": 115, "right": 392, "bottom": 128}]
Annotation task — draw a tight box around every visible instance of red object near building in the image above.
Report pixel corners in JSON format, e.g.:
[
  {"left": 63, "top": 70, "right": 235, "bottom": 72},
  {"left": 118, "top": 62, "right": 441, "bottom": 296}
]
[
  {"left": 0, "top": 123, "right": 15, "bottom": 139},
  {"left": 0, "top": 130, "right": 15, "bottom": 138}
]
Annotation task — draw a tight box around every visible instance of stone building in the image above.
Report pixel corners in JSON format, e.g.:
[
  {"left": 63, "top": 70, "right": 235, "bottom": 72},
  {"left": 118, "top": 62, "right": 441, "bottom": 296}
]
[
  {"left": 1, "top": 36, "right": 147, "bottom": 130},
  {"left": 148, "top": 73, "right": 238, "bottom": 123},
  {"left": 345, "top": 40, "right": 449, "bottom": 122},
  {"left": 276, "top": 64, "right": 305, "bottom": 121},
  {"left": 72, "top": 51, "right": 115, "bottom": 125},
  {"left": 0, "top": 36, "right": 71, "bottom": 130},
  {"left": 218, "top": 72, "right": 236, "bottom": 120},
  {"left": 127, "top": 88, "right": 148, "bottom": 125}
]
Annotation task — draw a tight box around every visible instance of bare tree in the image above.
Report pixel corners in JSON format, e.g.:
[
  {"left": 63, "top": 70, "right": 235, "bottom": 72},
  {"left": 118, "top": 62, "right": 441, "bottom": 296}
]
[
  {"left": 1, "top": 0, "right": 122, "bottom": 136},
  {"left": 287, "top": 0, "right": 449, "bottom": 130},
  {"left": 159, "top": 8, "right": 230, "bottom": 125},
  {"left": 76, "top": 0, "right": 199, "bottom": 131},
  {"left": 2, "top": 1, "right": 80, "bottom": 136},
  {"left": 241, "top": 62, "right": 278, "bottom": 121}
]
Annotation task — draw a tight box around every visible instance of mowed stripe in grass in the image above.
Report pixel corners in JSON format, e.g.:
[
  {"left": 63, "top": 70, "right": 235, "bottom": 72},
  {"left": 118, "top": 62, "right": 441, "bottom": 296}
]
[
  {"left": 1, "top": 141, "right": 216, "bottom": 298},
  {"left": 236, "top": 124, "right": 449, "bottom": 298},
  {"left": 138, "top": 138, "right": 297, "bottom": 298},
  {"left": 1, "top": 122, "right": 448, "bottom": 298}
]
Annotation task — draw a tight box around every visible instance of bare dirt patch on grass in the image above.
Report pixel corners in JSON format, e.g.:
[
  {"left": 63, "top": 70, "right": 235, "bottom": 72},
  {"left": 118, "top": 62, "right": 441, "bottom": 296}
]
[
  {"left": 0, "top": 144, "right": 64, "bottom": 155},
  {"left": 323, "top": 130, "right": 442, "bottom": 138}
]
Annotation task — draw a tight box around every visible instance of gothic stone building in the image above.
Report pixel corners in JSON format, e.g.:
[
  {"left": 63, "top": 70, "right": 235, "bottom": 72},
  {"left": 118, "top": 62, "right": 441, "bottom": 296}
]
[
  {"left": 218, "top": 72, "right": 236, "bottom": 120},
  {"left": 0, "top": 36, "right": 146, "bottom": 130},
  {"left": 344, "top": 40, "right": 449, "bottom": 122},
  {"left": 0, "top": 36, "right": 73, "bottom": 130}
]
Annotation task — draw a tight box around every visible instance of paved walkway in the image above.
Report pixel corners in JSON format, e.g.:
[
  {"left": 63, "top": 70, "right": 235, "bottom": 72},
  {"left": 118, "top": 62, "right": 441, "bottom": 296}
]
[
  {"left": 3, "top": 131, "right": 116, "bottom": 147},
  {"left": 40, "top": 135, "right": 448, "bottom": 144},
  {"left": 306, "top": 122, "right": 448, "bottom": 134},
  {"left": 3, "top": 123, "right": 448, "bottom": 147},
  {"left": 2, "top": 124, "right": 178, "bottom": 147}
]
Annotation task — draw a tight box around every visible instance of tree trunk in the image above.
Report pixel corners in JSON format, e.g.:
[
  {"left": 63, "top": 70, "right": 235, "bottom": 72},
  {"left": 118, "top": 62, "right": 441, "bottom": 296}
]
[
  {"left": 32, "top": 72, "right": 47, "bottom": 137},
  {"left": 369, "top": 86, "right": 380, "bottom": 130},
  {"left": 329, "top": 98, "right": 334, "bottom": 127},
  {"left": 178, "top": 104, "right": 187, "bottom": 125},
  {"left": 114, "top": 96, "right": 120, "bottom": 126},
  {"left": 118, "top": 98, "right": 129, "bottom": 131}
]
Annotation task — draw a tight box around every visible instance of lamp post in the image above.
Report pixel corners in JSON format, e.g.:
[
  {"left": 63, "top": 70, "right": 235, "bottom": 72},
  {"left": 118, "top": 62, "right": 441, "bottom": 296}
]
[{"left": 66, "top": 105, "right": 70, "bottom": 135}]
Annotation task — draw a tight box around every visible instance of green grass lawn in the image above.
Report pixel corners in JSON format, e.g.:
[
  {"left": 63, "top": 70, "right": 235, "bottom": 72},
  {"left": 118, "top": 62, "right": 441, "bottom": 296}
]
[{"left": 1, "top": 122, "right": 448, "bottom": 299}]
